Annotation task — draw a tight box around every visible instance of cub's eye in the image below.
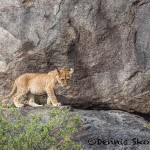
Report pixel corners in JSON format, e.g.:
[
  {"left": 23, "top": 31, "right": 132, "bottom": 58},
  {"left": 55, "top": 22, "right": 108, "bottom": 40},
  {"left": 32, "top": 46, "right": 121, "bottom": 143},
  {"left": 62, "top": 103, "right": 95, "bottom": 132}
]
[{"left": 61, "top": 79, "right": 65, "bottom": 81}]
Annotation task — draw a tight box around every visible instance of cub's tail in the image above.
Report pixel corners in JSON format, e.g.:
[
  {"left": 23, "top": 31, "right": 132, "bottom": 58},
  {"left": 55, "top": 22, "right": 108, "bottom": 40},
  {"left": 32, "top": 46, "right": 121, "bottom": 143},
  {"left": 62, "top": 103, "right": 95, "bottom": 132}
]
[{"left": 2, "top": 83, "right": 17, "bottom": 99}]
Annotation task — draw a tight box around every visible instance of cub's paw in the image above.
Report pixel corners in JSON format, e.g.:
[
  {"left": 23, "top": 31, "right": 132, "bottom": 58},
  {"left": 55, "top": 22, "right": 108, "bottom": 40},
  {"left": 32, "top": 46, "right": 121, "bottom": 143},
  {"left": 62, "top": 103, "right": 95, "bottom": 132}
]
[
  {"left": 57, "top": 102, "right": 62, "bottom": 106},
  {"left": 16, "top": 103, "right": 24, "bottom": 108},
  {"left": 53, "top": 102, "right": 62, "bottom": 107}
]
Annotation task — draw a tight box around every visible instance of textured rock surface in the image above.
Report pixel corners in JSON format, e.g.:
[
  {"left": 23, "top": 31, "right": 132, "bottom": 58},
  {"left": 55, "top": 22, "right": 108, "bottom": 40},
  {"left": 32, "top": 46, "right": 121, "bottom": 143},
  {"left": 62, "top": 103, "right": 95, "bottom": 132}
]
[
  {"left": 0, "top": 0, "right": 150, "bottom": 114},
  {"left": 74, "top": 109, "right": 150, "bottom": 150},
  {"left": 3, "top": 107, "right": 150, "bottom": 150}
]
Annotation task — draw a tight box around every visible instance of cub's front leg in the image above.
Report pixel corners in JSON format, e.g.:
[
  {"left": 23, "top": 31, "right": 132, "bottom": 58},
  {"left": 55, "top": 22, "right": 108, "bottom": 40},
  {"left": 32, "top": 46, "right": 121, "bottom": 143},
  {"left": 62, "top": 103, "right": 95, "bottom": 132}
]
[{"left": 46, "top": 88, "right": 61, "bottom": 107}]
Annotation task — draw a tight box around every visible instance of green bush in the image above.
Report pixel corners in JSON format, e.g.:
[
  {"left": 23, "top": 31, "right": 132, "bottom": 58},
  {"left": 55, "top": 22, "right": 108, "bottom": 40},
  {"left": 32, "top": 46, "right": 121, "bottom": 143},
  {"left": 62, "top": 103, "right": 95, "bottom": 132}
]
[{"left": 0, "top": 105, "right": 81, "bottom": 150}]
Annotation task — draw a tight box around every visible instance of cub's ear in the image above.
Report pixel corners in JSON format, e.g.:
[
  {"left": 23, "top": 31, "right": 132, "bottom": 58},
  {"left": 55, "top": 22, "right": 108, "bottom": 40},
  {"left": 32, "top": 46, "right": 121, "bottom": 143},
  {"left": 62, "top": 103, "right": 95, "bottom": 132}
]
[
  {"left": 69, "top": 68, "right": 74, "bottom": 76},
  {"left": 55, "top": 69, "right": 60, "bottom": 75}
]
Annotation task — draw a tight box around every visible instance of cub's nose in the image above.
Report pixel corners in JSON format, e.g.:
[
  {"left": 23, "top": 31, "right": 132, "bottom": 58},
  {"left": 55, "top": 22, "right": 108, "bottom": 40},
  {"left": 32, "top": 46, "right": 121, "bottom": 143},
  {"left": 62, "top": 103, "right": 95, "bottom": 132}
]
[{"left": 63, "top": 84, "right": 68, "bottom": 87}]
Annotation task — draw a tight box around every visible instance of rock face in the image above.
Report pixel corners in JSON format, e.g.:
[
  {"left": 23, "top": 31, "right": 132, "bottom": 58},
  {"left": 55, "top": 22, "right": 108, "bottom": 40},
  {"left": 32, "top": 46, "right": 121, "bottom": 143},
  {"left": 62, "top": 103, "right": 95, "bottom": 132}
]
[{"left": 0, "top": 0, "right": 150, "bottom": 114}]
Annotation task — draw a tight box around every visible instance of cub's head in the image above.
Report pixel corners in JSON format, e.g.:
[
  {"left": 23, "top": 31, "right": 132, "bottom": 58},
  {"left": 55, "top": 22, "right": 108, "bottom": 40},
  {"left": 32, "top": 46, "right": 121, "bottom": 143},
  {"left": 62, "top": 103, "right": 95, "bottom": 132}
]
[{"left": 56, "top": 68, "right": 74, "bottom": 87}]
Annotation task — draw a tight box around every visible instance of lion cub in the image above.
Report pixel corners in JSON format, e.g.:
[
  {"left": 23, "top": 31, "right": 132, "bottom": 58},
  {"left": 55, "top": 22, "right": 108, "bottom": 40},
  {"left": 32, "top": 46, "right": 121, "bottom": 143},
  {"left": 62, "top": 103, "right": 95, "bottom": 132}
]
[{"left": 3, "top": 68, "right": 74, "bottom": 108}]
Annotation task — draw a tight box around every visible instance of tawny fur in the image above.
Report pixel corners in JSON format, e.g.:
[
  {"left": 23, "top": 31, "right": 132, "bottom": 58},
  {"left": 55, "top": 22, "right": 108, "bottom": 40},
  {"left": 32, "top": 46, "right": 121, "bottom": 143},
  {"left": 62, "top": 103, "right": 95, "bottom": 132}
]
[{"left": 2, "top": 68, "right": 74, "bottom": 108}]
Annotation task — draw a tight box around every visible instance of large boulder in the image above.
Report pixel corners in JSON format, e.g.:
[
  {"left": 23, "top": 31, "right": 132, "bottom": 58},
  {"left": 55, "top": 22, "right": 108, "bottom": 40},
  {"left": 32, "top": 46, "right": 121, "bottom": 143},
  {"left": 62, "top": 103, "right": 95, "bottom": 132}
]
[{"left": 0, "top": 0, "right": 150, "bottom": 114}]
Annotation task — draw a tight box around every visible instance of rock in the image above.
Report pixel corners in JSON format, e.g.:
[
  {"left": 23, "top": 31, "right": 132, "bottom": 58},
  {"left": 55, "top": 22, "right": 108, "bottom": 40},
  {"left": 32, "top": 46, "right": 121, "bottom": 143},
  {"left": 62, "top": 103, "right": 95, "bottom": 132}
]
[
  {"left": 0, "top": 0, "right": 150, "bottom": 114},
  {"left": 0, "top": 61, "right": 7, "bottom": 72},
  {"left": 74, "top": 109, "right": 150, "bottom": 150}
]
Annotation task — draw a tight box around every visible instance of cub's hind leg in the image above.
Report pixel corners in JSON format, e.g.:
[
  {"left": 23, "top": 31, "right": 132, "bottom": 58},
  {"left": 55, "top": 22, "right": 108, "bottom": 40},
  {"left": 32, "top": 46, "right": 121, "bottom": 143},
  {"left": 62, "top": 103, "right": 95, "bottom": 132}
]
[
  {"left": 12, "top": 80, "right": 29, "bottom": 108},
  {"left": 28, "top": 93, "right": 43, "bottom": 107},
  {"left": 13, "top": 92, "right": 25, "bottom": 108}
]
